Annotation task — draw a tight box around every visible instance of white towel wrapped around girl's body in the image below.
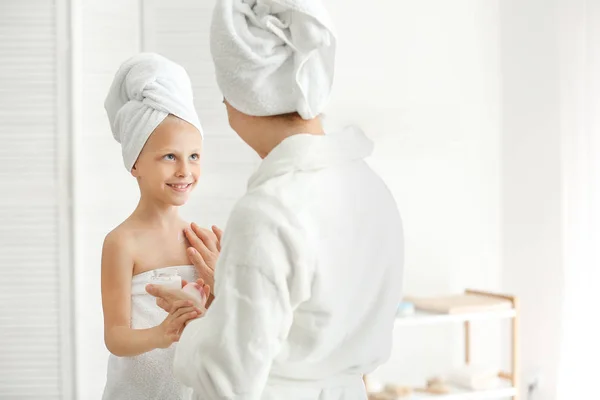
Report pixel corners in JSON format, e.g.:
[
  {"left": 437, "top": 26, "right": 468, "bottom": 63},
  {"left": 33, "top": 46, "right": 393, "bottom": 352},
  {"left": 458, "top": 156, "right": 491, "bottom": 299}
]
[{"left": 102, "top": 266, "right": 198, "bottom": 400}]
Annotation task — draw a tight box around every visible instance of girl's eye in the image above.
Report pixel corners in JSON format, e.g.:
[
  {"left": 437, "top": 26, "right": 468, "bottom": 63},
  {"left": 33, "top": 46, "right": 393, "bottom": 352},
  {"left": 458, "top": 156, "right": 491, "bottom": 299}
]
[
  {"left": 164, "top": 154, "right": 176, "bottom": 161},
  {"left": 190, "top": 153, "right": 200, "bottom": 161}
]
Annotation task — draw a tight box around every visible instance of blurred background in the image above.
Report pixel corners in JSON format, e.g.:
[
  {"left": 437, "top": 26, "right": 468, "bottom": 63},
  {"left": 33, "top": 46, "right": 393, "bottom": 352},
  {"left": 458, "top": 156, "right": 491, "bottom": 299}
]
[{"left": 0, "top": 0, "right": 598, "bottom": 399}]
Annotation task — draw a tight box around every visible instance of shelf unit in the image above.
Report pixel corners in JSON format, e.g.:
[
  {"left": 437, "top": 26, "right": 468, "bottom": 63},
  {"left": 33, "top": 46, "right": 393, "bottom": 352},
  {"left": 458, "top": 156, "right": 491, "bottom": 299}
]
[
  {"left": 366, "top": 289, "right": 520, "bottom": 400},
  {"left": 410, "top": 382, "right": 517, "bottom": 400}
]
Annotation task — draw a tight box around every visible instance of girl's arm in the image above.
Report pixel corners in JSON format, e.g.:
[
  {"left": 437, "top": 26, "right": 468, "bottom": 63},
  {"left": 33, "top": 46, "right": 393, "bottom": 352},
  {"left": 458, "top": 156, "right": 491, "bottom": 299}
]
[{"left": 101, "top": 232, "right": 197, "bottom": 357}]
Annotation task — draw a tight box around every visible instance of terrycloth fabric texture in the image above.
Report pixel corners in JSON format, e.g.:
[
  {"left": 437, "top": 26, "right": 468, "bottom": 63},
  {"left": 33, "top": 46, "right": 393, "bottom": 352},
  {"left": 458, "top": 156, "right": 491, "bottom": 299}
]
[
  {"left": 174, "top": 127, "right": 404, "bottom": 399},
  {"left": 105, "top": 53, "right": 203, "bottom": 171},
  {"left": 102, "top": 265, "right": 197, "bottom": 400},
  {"left": 210, "top": 0, "right": 336, "bottom": 119}
]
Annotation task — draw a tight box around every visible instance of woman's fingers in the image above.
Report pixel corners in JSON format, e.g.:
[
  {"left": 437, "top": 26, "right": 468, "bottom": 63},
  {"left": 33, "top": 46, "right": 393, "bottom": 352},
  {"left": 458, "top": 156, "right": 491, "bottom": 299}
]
[
  {"left": 187, "top": 247, "right": 209, "bottom": 273},
  {"left": 156, "top": 298, "right": 170, "bottom": 312},
  {"left": 212, "top": 225, "right": 223, "bottom": 251},
  {"left": 184, "top": 225, "right": 211, "bottom": 257},
  {"left": 190, "top": 223, "right": 218, "bottom": 254}
]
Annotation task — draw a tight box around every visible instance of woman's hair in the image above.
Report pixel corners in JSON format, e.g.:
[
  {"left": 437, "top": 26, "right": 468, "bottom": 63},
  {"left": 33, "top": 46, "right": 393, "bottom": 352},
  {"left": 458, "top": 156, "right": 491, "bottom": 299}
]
[{"left": 272, "top": 112, "right": 302, "bottom": 122}]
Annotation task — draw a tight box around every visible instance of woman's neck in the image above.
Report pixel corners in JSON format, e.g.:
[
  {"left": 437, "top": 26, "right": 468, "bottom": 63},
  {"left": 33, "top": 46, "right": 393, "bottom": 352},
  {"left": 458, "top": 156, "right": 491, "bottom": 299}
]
[{"left": 251, "top": 116, "right": 325, "bottom": 159}]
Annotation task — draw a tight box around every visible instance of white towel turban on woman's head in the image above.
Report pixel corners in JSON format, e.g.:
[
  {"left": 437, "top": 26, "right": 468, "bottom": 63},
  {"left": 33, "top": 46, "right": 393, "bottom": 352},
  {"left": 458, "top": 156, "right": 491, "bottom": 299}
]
[
  {"left": 210, "top": 0, "right": 336, "bottom": 120},
  {"left": 104, "top": 53, "right": 203, "bottom": 172}
]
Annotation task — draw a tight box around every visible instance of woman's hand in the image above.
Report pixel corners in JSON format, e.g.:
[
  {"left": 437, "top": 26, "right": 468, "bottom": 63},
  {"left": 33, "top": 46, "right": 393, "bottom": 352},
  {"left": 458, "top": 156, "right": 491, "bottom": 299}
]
[
  {"left": 146, "top": 279, "right": 211, "bottom": 313},
  {"left": 184, "top": 223, "right": 223, "bottom": 293}
]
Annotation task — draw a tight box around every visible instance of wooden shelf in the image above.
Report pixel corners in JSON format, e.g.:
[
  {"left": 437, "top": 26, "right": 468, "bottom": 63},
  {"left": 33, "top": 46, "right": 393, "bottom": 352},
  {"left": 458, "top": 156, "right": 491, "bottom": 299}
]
[
  {"left": 395, "top": 309, "right": 516, "bottom": 327},
  {"left": 366, "top": 290, "right": 521, "bottom": 400},
  {"left": 409, "top": 382, "right": 517, "bottom": 400}
]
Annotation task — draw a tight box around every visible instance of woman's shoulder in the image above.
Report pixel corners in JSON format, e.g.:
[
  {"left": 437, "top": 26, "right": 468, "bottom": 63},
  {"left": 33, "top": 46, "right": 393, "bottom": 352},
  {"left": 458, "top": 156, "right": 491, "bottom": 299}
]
[
  {"left": 229, "top": 190, "right": 308, "bottom": 243},
  {"left": 232, "top": 191, "right": 286, "bottom": 222}
]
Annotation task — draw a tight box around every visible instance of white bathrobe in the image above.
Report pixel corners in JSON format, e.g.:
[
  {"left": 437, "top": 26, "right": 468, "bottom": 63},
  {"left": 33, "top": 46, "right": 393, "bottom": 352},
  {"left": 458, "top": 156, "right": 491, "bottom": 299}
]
[{"left": 174, "top": 127, "right": 404, "bottom": 399}]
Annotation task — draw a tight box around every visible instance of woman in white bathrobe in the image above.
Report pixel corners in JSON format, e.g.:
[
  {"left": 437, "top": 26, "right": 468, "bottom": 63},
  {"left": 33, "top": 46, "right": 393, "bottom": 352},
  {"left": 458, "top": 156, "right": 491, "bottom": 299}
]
[{"left": 146, "top": 0, "right": 404, "bottom": 399}]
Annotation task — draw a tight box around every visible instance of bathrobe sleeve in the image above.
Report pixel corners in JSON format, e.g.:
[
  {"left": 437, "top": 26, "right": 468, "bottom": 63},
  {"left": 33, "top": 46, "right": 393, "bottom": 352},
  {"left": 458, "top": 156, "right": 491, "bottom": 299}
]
[{"left": 173, "top": 195, "right": 312, "bottom": 399}]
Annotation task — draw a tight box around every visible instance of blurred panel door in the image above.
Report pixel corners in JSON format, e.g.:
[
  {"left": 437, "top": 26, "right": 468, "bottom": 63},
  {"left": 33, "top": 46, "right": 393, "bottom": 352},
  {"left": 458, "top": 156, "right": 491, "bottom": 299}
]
[{"left": 0, "top": 0, "right": 73, "bottom": 399}]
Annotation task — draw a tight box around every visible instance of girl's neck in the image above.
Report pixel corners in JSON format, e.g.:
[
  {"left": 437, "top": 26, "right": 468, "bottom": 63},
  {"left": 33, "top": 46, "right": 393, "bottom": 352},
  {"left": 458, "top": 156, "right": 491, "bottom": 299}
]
[{"left": 130, "top": 196, "right": 183, "bottom": 230}]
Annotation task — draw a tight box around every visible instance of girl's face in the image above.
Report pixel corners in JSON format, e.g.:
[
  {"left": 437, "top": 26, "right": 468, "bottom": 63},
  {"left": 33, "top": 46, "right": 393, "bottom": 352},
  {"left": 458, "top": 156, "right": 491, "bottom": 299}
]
[{"left": 132, "top": 116, "right": 203, "bottom": 207}]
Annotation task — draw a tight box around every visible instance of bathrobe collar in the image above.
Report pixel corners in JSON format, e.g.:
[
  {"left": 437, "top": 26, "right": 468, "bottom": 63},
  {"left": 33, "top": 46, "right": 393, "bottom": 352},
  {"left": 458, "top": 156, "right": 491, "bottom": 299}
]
[{"left": 248, "top": 126, "right": 374, "bottom": 190}]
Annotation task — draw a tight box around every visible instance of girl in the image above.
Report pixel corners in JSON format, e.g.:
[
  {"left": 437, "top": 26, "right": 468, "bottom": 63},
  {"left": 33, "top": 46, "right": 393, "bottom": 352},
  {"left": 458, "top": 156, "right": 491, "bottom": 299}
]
[{"left": 100, "top": 53, "right": 213, "bottom": 400}]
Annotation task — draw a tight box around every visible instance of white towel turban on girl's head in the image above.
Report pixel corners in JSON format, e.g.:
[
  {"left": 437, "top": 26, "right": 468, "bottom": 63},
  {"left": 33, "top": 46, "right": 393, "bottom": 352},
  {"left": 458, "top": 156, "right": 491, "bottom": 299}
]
[
  {"left": 210, "top": 0, "right": 336, "bottom": 120},
  {"left": 104, "top": 53, "right": 203, "bottom": 172}
]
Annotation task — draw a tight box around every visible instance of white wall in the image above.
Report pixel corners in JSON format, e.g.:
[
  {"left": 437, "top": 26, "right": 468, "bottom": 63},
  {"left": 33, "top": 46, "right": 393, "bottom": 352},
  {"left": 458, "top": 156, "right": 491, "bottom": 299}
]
[
  {"left": 75, "top": 0, "right": 504, "bottom": 397},
  {"left": 556, "top": 2, "right": 600, "bottom": 398},
  {"left": 500, "top": 1, "right": 564, "bottom": 398},
  {"left": 74, "top": 0, "right": 142, "bottom": 398},
  {"left": 327, "top": 0, "right": 503, "bottom": 386}
]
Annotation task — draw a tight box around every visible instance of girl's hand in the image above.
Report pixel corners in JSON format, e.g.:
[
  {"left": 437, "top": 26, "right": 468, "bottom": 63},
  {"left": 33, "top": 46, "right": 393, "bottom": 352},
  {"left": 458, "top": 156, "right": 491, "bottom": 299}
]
[{"left": 155, "top": 300, "right": 203, "bottom": 348}]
